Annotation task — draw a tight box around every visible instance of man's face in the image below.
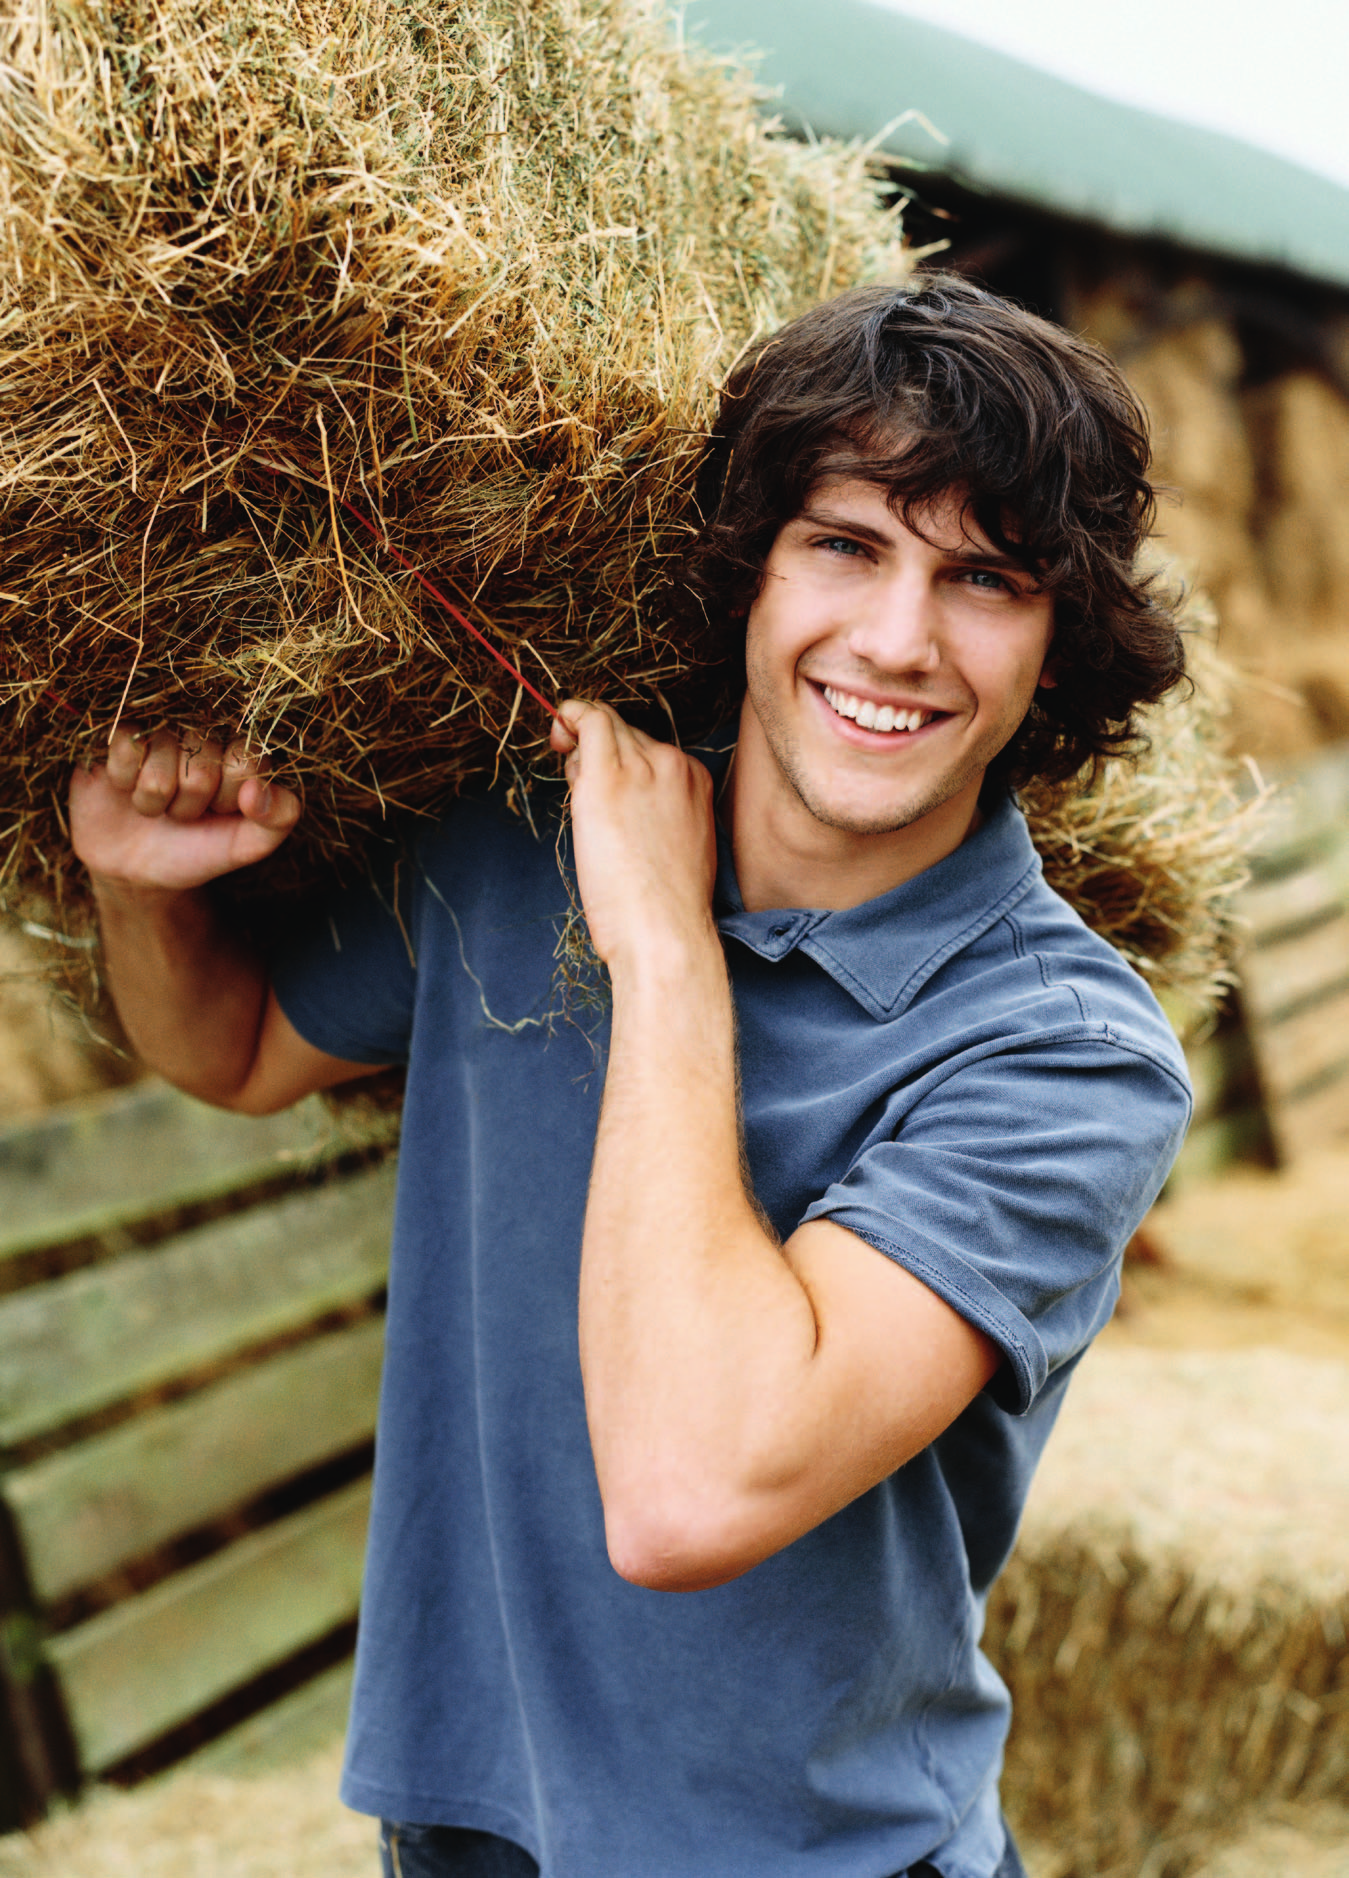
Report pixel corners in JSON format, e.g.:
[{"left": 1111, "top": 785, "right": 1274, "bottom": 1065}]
[{"left": 737, "top": 477, "right": 1056, "bottom": 846}]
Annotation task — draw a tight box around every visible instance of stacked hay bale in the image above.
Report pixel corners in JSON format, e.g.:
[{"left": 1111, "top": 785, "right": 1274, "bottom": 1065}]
[
  {"left": 1245, "top": 368, "right": 1349, "bottom": 741},
  {"left": 1067, "top": 277, "right": 1349, "bottom": 766},
  {"left": 992, "top": 1345, "right": 1349, "bottom": 1876},
  {"left": 988, "top": 1141, "right": 1349, "bottom": 1878}
]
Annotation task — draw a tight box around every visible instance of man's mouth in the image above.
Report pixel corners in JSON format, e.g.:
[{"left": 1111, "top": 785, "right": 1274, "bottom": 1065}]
[{"left": 821, "top": 685, "right": 938, "bottom": 734}]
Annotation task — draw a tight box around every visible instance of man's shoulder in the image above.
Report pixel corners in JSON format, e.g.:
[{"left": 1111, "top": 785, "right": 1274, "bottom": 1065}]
[
  {"left": 956, "top": 866, "right": 1191, "bottom": 1086},
  {"left": 411, "top": 778, "right": 567, "bottom": 881}
]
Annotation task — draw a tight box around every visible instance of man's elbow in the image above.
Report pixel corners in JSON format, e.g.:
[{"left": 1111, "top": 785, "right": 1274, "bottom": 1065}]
[
  {"left": 601, "top": 1487, "right": 777, "bottom": 1594},
  {"left": 211, "top": 1077, "right": 303, "bottom": 1118},
  {"left": 142, "top": 1059, "right": 291, "bottom": 1117}
]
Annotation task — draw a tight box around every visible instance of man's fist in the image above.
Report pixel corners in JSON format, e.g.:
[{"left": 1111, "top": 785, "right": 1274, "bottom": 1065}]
[
  {"left": 70, "top": 727, "right": 301, "bottom": 896},
  {"left": 550, "top": 699, "right": 718, "bottom": 973}
]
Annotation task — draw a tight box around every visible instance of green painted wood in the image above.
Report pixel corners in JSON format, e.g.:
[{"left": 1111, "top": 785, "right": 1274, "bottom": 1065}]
[
  {"left": 4, "top": 1319, "right": 384, "bottom": 1603},
  {"left": 0, "top": 1082, "right": 338, "bottom": 1268},
  {"left": 47, "top": 1478, "right": 371, "bottom": 1773},
  {"left": 0, "top": 1164, "right": 396, "bottom": 1447},
  {"left": 181, "top": 1659, "right": 355, "bottom": 1777},
  {"left": 688, "top": 0, "right": 1349, "bottom": 290}
]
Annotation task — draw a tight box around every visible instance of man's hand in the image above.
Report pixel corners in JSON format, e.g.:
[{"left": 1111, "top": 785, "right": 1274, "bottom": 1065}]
[
  {"left": 68, "top": 726, "right": 371, "bottom": 1114},
  {"left": 550, "top": 701, "right": 717, "bottom": 973},
  {"left": 70, "top": 726, "right": 301, "bottom": 897}
]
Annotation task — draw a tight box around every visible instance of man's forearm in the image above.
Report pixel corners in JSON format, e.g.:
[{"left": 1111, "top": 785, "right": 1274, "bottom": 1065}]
[
  {"left": 92, "top": 878, "right": 271, "bottom": 1104},
  {"left": 579, "top": 928, "right": 822, "bottom": 1590},
  {"left": 558, "top": 700, "right": 999, "bottom": 1592}
]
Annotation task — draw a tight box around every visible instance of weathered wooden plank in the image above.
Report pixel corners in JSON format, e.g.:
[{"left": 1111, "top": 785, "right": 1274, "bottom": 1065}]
[
  {"left": 1268, "top": 1074, "right": 1349, "bottom": 1161},
  {"left": 5, "top": 1319, "right": 384, "bottom": 1603},
  {"left": 1238, "top": 865, "right": 1347, "bottom": 947},
  {"left": 1240, "top": 916, "right": 1349, "bottom": 1022},
  {"left": 47, "top": 1478, "right": 371, "bottom": 1773},
  {"left": 1249, "top": 985, "right": 1349, "bottom": 1105},
  {"left": 0, "top": 1164, "right": 396, "bottom": 1448},
  {"left": 0, "top": 1083, "right": 338, "bottom": 1268},
  {"left": 181, "top": 1659, "right": 355, "bottom": 1778}
]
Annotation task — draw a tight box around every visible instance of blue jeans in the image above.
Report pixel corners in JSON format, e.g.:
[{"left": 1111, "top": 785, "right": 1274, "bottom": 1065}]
[
  {"left": 379, "top": 1823, "right": 539, "bottom": 1877},
  {"left": 377, "top": 1820, "right": 1027, "bottom": 1877}
]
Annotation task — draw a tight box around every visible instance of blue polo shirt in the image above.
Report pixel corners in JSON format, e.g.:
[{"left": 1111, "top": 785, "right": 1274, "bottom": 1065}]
[{"left": 273, "top": 767, "right": 1190, "bottom": 1878}]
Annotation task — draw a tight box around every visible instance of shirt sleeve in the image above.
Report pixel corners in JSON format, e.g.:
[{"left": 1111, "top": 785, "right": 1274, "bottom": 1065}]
[
  {"left": 271, "top": 852, "right": 419, "bottom": 1066},
  {"left": 798, "top": 1030, "right": 1191, "bottom": 1413}
]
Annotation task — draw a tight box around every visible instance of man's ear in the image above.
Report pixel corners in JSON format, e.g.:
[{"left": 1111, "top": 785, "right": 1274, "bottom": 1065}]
[{"left": 1036, "top": 656, "right": 1059, "bottom": 691}]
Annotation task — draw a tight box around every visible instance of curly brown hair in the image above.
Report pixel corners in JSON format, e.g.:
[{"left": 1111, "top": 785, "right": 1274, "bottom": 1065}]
[{"left": 679, "top": 273, "right": 1186, "bottom": 787}]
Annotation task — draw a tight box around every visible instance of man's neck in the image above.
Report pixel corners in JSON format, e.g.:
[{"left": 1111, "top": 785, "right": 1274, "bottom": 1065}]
[{"left": 723, "top": 750, "right": 985, "bottom": 914}]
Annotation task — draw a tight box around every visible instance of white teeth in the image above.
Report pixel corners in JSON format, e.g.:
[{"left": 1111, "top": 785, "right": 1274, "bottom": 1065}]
[{"left": 823, "top": 687, "right": 929, "bottom": 734}]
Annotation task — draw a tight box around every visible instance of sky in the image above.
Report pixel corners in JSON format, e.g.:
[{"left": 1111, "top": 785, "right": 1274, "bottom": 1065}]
[{"left": 874, "top": 0, "right": 1349, "bottom": 189}]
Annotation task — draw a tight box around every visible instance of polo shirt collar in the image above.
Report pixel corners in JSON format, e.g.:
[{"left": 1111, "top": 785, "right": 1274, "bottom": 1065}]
[{"left": 711, "top": 786, "right": 1043, "bottom": 1023}]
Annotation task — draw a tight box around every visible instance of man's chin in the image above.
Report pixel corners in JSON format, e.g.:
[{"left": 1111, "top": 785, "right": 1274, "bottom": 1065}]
[{"left": 794, "top": 782, "right": 961, "bottom": 840}]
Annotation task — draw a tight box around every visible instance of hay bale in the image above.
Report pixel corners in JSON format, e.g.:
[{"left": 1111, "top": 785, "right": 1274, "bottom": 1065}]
[
  {"left": 1064, "top": 279, "right": 1349, "bottom": 769},
  {"left": 1246, "top": 369, "right": 1349, "bottom": 632},
  {"left": 989, "top": 1344, "right": 1349, "bottom": 1876},
  {"left": 1145, "top": 1147, "right": 1349, "bottom": 1341},
  {"left": 0, "top": 0, "right": 1258, "bottom": 1026},
  {"left": 1186, "top": 1803, "right": 1349, "bottom": 1877},
  {"left": 0, "top": 0, "right": 903, "bottom": 924},
  {"left": 1025, "top": 625, "right": 1263, "bottom": 1031}
]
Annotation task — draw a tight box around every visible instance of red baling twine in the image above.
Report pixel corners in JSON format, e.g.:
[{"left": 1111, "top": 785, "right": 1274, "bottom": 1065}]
[
  {"left": 329, "top": 490, "right": 561, "bottom": 722},
  {"left": 15, "top": 464, "right": 561, "bottom": 730}
]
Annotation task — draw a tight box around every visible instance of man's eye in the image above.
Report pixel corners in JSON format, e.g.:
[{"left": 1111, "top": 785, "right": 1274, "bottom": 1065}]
[
  {"left": 818, "top": 536, "right": 865, "bottom": 557},
  {"left": 962, "top": 568, "right": 1012, "bottom": 592}
]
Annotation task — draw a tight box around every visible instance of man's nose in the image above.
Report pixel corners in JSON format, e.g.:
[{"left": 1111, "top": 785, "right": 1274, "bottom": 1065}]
[{"left": 845, "top": 574, "right": 942, "bottom": 673}]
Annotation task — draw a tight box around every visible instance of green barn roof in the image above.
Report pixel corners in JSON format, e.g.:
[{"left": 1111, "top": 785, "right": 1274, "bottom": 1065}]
[{"left": 686, "top": 0, "right": 1349, "bottom": 290}]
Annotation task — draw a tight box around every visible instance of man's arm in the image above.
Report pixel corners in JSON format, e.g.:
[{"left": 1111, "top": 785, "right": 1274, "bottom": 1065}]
[
  {"left": 552, "top": 703, "right": 998, "bottom": 1593},
  {"left": 69, "top": 727, "right": 387, "bottom": 1113}
]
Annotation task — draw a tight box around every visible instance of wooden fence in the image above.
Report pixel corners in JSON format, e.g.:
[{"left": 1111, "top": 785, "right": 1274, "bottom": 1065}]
[
  {"left": 0, "top": 1087, "right": 390, "bottom": 1826},
  {"left": 1177, "top": 743, "right": 1349, "bottom": 1181}
]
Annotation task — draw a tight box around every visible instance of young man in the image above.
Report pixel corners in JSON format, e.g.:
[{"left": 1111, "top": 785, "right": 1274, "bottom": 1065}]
[{"left": 70, "top": 276, "right": 1191, "bottom": 1878}]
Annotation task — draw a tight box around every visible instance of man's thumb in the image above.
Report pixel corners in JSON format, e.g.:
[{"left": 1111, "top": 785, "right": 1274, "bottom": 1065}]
[{"left": 238, "top": 775, "right": 301, "bottom": 834}]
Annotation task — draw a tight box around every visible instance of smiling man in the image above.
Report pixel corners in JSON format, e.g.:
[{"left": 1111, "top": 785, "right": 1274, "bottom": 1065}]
[{"left": 70, "top": 276, "right": 1192, "bottom": 1878}]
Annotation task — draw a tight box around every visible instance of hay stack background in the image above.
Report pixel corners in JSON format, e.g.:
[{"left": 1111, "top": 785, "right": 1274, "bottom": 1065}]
[
  {"left": 1070, "top": 277, "right": 1349, "bottom": 763},
  {"left": 1, "top": 0, "right": 1255, "bottom": 1029}
]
